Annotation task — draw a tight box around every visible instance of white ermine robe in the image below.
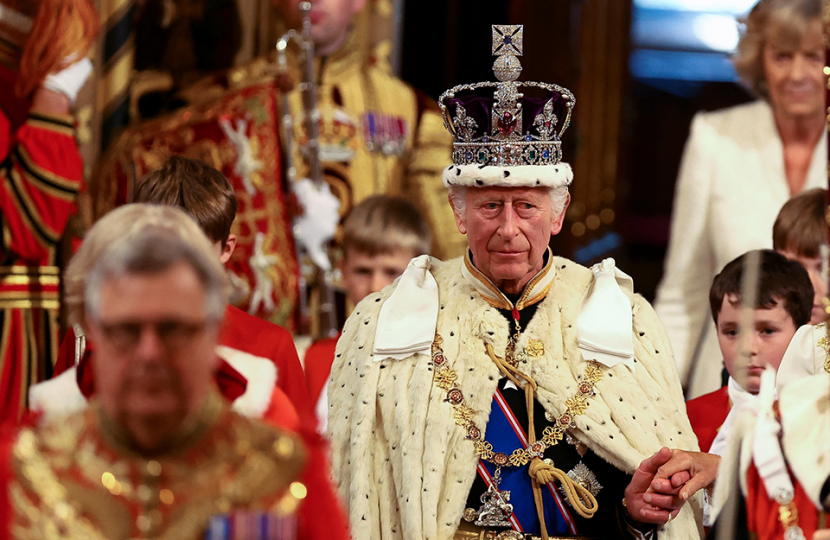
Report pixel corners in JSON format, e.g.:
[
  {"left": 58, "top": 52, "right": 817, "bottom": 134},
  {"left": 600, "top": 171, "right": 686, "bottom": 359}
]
[{"left": 329, "top": 256, "right": 702, "bottom": 540}]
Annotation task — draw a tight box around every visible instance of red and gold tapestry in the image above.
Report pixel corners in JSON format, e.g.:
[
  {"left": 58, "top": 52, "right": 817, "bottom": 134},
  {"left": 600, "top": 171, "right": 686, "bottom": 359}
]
[{"left": 93, "top": 82, "right": 299, "bottom": 331}]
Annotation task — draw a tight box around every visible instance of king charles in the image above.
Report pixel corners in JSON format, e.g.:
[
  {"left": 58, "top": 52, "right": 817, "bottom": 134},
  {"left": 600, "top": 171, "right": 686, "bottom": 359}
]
[{"left": 328, "top": 25, "right": 713, "bottom": 540}]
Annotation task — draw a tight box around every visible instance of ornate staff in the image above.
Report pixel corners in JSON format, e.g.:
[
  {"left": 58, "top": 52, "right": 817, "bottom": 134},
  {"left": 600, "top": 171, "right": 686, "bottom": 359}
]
[{"left": 276, "top": 2, "right": 339, "bottom": 338}]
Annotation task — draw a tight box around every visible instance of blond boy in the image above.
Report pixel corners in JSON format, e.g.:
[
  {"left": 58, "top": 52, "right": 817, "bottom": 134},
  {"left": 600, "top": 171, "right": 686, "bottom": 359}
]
[{"left": 305, "top": 195, "right": 431, "bottom": 424}]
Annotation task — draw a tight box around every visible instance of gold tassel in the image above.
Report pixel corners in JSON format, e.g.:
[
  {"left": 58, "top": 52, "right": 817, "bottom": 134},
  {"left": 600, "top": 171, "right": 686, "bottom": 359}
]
[{"left": 528, "top": 457, "right": 598, "bottom": 519}]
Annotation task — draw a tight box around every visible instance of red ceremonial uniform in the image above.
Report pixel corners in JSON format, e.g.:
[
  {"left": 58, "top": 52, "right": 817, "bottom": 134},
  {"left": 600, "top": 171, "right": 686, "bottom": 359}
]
[
  {"left": 219, "top": 305, "right": 314, "bottom": 425},
  {"left": 0, "top": 99, "right": 84, "bottom": 423},
  {"left": 743, "top": 462, "right": 822, "bottom": 540},
  {"left": 685, "top": 385, "right": 729, "bottom": 452},
  {"left": 54, "top": 304, "right": 315, "bottom": 426},
  {"left": 304, "top": 334, "right": 339, "bottom": 407},
  {"left": 36, "top": 325, "right": 347, "bottom": 540}
]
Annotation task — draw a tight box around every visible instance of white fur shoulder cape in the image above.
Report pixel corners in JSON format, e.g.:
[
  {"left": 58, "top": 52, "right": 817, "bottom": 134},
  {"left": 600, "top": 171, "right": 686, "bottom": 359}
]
[{"left": 328, "top": 256, "right": 702, "bottom": 540}]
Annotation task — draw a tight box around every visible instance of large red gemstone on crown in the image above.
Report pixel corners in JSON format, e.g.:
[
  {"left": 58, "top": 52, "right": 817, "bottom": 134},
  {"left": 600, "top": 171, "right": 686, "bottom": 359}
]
[{"left": 498, "top": 112, "right": 517, "bottom": 136}]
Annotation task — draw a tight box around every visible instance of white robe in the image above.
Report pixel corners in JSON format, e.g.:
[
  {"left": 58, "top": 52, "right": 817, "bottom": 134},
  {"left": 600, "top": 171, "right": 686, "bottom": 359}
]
[{"left": 329, "top": 256, "right": 702, "bottom": 540}]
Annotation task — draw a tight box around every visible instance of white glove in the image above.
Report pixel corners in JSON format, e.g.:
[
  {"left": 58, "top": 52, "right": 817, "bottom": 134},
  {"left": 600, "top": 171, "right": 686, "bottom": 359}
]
[{"left": 43, "top": 57, "right": 93, "bottom": 104}]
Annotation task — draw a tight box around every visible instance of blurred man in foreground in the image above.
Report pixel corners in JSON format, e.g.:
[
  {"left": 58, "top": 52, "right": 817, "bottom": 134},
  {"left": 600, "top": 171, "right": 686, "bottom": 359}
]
[{"left": 0, "top": 204, "right": 348, "bottom": 540}]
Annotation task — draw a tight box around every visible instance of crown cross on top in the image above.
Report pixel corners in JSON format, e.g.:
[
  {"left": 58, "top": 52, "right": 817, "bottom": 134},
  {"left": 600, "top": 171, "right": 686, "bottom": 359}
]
[
  {"left": 437, "top": 24, "right": 575, "bottom": 171},
  {"left": 491, "top": 25, "right": 523, "bottom": 82},
  {"left": 492, "top": 25, "right": 523, "bottom": 57}
]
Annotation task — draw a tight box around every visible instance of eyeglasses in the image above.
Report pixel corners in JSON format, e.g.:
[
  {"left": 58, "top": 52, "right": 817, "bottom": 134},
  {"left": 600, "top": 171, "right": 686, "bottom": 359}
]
[{"left": 95, "top": 318, "right": 216, "bottom": 351}]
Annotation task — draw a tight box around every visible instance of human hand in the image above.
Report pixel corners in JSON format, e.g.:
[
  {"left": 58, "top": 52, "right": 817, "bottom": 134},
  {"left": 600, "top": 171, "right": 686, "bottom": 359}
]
[
  {"left": 652, "top": 448, "right": 720, "bottom": 501},
  {"left": 624, "top": 447, "right": 683, "bottom": 524},
  {"left": 813, "top": 529, "right": 830, "bottom": 540}
]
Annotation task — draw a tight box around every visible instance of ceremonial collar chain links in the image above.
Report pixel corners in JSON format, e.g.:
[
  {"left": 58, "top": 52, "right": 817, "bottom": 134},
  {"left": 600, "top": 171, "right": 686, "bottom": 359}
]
[
  {"left": 432, "top": 333, "right": 602, "bottom": 469},
  {"left": 431, "top": 333, "right": 602, "bottom": 528}
]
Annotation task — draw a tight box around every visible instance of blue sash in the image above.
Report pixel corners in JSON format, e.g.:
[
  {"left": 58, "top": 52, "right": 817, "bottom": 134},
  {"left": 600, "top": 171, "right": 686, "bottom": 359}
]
[{"left": 476, "top": 389, "right": 577, "bottom": 536}]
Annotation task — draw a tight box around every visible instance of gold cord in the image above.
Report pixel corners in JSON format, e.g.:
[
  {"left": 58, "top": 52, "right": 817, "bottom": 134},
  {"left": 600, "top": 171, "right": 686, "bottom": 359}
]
[{"left": 485, "top": 343, "right": 600, "bottom": 539}]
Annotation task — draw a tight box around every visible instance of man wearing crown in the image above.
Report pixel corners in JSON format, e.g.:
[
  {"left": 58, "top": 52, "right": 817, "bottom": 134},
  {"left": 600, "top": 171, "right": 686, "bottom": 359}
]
[{"left": 328, "top": 26, "right": 712, "bottom": 540}]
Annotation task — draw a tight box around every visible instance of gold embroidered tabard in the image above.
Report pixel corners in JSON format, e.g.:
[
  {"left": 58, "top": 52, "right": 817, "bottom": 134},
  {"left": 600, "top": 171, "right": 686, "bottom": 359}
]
[{"left": 7, "top": 394, "right": 306, "bottom": 539}]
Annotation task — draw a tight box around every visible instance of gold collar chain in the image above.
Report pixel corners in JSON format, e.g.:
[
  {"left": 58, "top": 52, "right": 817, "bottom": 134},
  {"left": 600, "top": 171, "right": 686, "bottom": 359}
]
[{"left": 431, "top": 333, "right": 602, "bottom": 472}]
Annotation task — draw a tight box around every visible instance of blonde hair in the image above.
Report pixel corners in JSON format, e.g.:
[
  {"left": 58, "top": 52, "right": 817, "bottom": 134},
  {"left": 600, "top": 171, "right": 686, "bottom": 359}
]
[
  {"left": 733, "top": 0, "right": 821, "bottom": 99},
  {"left": 342, "top": 195, "right": 432, "bottom": 257},
  {"left": 66, "top": 203, "right": 227, "bottom": 328}
]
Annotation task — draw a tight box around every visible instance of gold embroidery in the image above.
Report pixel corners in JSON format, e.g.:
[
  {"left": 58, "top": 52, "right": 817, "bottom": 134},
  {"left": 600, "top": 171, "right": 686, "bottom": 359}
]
[
  {"left": 817, "top": 323, "right": 830, "bottom": 374},
  {"left": 526, "top": 340, "right": 545, "bottom": 357},
  {"left": 435, "top": 367, "right": 459, "bottom": 391},
  {"left": 9, "top": 407, "right": 306, "bottom": 538},
  {"left": 430, "top": 334, "right": 602, "bottom": 469}
]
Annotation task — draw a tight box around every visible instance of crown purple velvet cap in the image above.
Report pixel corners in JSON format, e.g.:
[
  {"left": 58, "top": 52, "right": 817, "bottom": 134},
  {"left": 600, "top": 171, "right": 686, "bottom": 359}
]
[
  {"left": 443, "top": 92, "right": 570, "bottom": 145},
  {"left": 439, "top": 25, "right": 576, "bottom": 190}
]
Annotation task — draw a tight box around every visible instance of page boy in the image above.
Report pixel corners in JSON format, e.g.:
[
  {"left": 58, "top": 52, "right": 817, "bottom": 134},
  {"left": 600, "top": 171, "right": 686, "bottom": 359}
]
[{"left": 685, "top": 249, "right": 813, "bottom": 453}]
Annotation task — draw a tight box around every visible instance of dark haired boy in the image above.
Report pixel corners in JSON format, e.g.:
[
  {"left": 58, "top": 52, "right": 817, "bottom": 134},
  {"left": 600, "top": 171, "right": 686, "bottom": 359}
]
[{"left": 685, "top": 249, "right": 813, "bottom": 454}]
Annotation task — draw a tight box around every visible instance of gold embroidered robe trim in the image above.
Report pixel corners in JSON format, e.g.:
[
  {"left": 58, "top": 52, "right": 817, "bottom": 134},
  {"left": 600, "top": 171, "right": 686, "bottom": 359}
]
[{"left": 8, "top": 393, "right": 306, "bottom": 539}]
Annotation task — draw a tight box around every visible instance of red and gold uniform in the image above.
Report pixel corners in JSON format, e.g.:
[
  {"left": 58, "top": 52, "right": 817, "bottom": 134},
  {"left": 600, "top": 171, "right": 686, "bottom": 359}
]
[
  {"left": 742, "top": 463, "right": 824, "bottom": 540},
  {"left": 0, "top": 101, "right": 83, "bottom": 422},
  {"left": 0, "top": 393, "right": 350, "bottom": 540},
  {"left": 708, "top": 373, "right": 830, "bottom": 539},
  {"left": 275, "top": 33, "right": 464, "bottom": 261},
  {"left": 91, "top": 82, "right": 300, "bottom": 330}
]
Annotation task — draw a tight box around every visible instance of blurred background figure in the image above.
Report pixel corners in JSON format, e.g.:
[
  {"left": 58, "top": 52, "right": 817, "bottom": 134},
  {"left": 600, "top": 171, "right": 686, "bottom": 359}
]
[
  {"left": 40, "top": 156, "right": 315, "bottom": 430},
  {"left": 0, "top": 0, "right": 97, "bottom": 422},
  {"left": 653, "top": 0, "right": 826, "bottom": 398},
  {"left": 89, "top": 0, "right": 461, "bottom": 340},
  {"left": 772, "top": 187, "right": 828, "bottom": 325}
]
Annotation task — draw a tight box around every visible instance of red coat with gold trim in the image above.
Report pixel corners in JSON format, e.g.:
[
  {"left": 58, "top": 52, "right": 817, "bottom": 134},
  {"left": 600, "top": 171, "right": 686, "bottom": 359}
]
[
  {"left": 0, "top": 95, "right": 84, "bottom": 422},
  {"left": 743, "top": 462, "right": 822, "bottom": 540}
]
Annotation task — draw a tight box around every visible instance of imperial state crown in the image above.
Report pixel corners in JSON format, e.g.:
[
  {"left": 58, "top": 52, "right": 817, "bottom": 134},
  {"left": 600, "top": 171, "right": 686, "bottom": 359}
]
[{"left": 438, "top": 25, "right": 576, "bottom": 189}]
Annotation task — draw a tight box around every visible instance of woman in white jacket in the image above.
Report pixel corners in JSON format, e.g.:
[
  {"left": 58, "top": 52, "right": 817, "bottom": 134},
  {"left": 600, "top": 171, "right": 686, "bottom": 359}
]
[{"left": 655, "top": 0, "right": 827, "bottom": 398}]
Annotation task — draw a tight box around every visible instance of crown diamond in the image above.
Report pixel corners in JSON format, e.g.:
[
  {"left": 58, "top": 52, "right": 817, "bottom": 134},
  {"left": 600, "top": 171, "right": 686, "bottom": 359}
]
[{"left": 438, "top": 25, "right": 575, "bottom": 169}]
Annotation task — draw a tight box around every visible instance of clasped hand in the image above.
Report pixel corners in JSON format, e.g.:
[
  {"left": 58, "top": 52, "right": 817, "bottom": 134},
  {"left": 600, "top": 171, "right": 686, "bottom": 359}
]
[{"left": 623, "top": 447, "right": 720, "bottom": 525}]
